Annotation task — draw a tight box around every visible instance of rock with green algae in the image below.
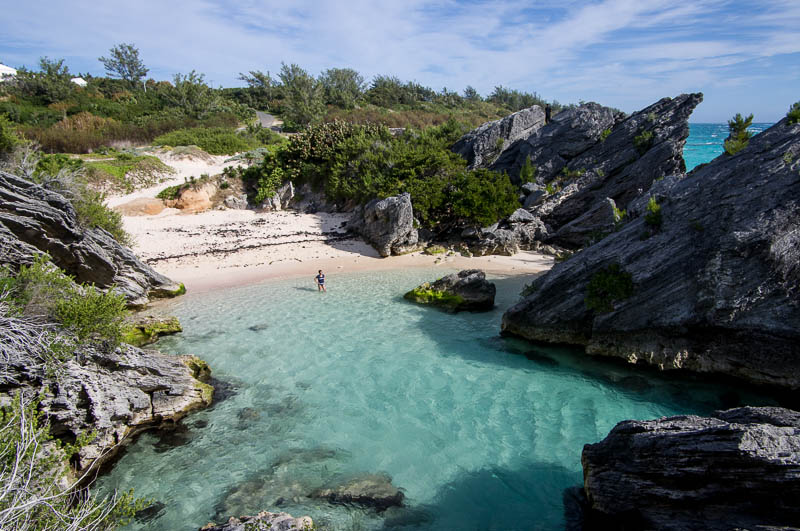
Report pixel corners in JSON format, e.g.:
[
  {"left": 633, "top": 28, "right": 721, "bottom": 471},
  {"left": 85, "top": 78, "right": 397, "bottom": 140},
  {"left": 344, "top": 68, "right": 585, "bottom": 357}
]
[
  {"left": 122, "top": 314, "right": 182, "bottom": 346},
  {"left": 404, "top": 269, "right": 495, "bottom": 312}
]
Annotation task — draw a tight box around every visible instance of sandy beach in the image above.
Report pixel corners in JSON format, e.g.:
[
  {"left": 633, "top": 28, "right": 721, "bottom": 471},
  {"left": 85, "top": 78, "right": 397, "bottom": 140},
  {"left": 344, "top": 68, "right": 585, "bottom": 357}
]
[{"left": 110, "top": 152, "right": 554, "bottom": 294}]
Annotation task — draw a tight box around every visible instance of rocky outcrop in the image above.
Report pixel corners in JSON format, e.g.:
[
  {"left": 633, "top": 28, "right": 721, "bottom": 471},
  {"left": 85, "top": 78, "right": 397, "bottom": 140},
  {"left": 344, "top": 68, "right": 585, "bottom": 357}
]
[
  {"left": 200, "top": 511, "right": 313, "bottom": 531},
  {"left": 348, "top": 192, "right": 419, "bottom": 257},
  {"left": 580, "top": 407, "right": 800, "bottom": 530},
  {"left": 460, "top": 211, "right": 549, "bottom": 256},
  {"left": 310, "top": 473, "right": 404, "bottom": 511},
  {"left": 260, "top": 181, "right": 294, "bottom": 211},
  {"left": 122, "top": 313, "right": 183, "bottom": 347},
  {"left": 502, "top": 117, "right": 800, "bottom": 389},
  {"left": 0, "top": 171, "right": 183, "bottom": 306},
  {"left": 452, "top": 106, "right": 545, "bottom": 168},
  {"left": 404, "top": 269, "right": 495, "bottom": 311},
  {"left": 456, "top": 94, "right": 702, "bottom": 251},
  {"left": 168, "top": 180, "right": 218, "bottom": 213},
  {"left": 3, "top": 328, "right": 213, "bottom": 474}
]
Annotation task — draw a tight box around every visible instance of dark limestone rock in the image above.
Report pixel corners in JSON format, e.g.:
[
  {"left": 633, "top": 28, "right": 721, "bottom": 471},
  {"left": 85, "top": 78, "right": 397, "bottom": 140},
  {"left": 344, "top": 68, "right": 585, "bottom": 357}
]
[
  {"left": 502, "top": 117, "right": 800, "bottom": 389},
  {"left": 404, "top": 269, "right": 496, "bottom": 312},
  {"left": 348, "top": 192, "right": 419, "bottom": 257},
  {"left": 310, "top": 473, "right": 404, "bottom": 512},
  {"left": 0, "top": 171, "right": 182, "bottom": 306},
  {"left": 552, "top": 198, "right": 618, "bottom": 248},
  {"left": 455, "top": 94, "right": 701, "bottom": 252},
  {"left": 452, "top": 106, "right": 545, "bottom": 168},
  {"left": 200, "top": 511, "right": 313, "bottom": 531},
  {"left": 581, "top": 407, "right": 800, "bottom": 530}
]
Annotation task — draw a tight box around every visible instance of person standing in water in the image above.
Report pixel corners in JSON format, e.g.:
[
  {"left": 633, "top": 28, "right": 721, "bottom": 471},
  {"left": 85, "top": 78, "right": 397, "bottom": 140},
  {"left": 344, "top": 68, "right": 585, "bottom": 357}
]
[{"left": 315, "top": 270, "right": 326, "bottom": 292}]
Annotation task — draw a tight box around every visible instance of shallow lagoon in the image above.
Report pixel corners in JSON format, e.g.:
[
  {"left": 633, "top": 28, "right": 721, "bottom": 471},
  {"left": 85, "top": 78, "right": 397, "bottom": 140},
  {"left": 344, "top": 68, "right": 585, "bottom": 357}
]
[{"left": 98, "top": 269, "right": 774, "bottom": 530}]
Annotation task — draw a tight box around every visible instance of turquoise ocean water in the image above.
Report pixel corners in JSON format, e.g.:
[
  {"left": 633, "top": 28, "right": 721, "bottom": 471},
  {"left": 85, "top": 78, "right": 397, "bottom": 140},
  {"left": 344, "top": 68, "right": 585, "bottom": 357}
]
[
  {"left": 683, "top": 123, "right": 771, "bottom": 171},
  {"left": 98, "top": 269, "right": 776, "bottom": 530}
]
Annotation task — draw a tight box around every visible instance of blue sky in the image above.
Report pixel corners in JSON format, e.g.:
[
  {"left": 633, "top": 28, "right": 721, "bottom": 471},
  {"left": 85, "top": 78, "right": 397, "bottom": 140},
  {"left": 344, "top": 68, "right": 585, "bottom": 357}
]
[{"left": 1, "top": 0, "right": 798, "bottom": 122}]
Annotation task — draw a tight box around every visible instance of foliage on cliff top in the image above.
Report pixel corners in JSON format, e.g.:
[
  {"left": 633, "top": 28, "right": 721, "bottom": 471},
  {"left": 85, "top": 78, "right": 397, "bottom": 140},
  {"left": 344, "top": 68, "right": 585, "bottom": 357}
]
[
  {"left": 787, "top": 101, "right": 800, "bottom": 125},
  {"left": 239, "top": 119, "right": 519, "bottom": 228},
  {"left": 724, "top": 113, "right": 754, "bottom": 156}
]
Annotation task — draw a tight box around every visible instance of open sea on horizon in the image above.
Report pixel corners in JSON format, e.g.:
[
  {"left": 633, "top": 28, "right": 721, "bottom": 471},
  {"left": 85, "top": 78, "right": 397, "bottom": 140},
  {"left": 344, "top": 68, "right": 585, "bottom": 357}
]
[
  {"left": 97, "top": 269, "right": 779, "bottom": 530},
  {"left": 683, "top": 122, "right": 772, "bottom": 171}
]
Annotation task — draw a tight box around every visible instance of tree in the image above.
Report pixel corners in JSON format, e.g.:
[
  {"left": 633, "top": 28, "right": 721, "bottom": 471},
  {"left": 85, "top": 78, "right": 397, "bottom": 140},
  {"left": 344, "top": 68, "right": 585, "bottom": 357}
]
[
  {"left": 238, "top": 70, "right": 279, "bottom": 110},
  {"left": 723, "top": 112, "right": 754, "bottom": 155},
  {"left": 278, "top": 63, "right": 325, "bottom": 129},
  {"left": 8, "top": 57, "right": 73, "bottom": 104},
  {"left": 319, "top": 68, "right": 365, "bottom": 109},
  {"left": 162, "top": 70, "right": 221, "bottom": 118},
  {"left": 98, "top": 43, "right": 148, "bottom": 88},
  {"left": 463, "top": 86, "right": 481, "bottom": 101}
]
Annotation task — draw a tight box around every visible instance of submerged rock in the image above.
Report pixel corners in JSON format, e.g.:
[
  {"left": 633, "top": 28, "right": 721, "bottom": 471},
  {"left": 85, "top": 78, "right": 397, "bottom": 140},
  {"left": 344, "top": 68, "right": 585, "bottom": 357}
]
[
  {"left": 310, "top": 473, "right": 404, "bottom": 512},
  {"left": 404, "top": 269, "right": 496, "bottom": 312},
  {"left": 502, "top": 117, "right": 800, "bottom": 389},
  {"left": 200, "top": 511, "right": 313, "bottom": 531},
  {"left": 348, "top": 192, "right": 419, "bottom": 257},
  {"left": 0, "top": 171, "right": 183, "bottom": 306},
  {"left": 581, "top": 407, "right": 800, "bottom": 530}
]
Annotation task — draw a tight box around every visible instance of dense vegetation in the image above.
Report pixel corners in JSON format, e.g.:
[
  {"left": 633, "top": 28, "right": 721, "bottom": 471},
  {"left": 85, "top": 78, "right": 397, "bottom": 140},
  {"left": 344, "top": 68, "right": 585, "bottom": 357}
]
[
  {"left": 238, "top": 120, "right": 520, "bottom": 229},
  {"left": 723, "top": 112, "right": 754, "bottom": 155},
  {"left": 1, "top": 47, "right": 564, "bottom": 152}
]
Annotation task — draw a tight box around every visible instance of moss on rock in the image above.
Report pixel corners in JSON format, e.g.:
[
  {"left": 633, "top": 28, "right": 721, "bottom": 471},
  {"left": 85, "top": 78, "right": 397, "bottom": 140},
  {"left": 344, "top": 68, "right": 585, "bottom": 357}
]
[
  {"left": 403, "top": 283, "right": 466, "bottom": 310},
  {"left": 182, "top": 355, "right": 214, "bottom": 405},
  {"left": 122, "top": 315, "right": 182, "bottom": 346}
]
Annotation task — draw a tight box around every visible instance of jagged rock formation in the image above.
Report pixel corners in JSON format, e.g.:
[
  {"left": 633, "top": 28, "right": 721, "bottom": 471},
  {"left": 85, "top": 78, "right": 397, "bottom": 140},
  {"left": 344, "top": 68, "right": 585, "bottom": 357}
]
[
  {"left": 455, "top": 94, "right": 702, "bottom": 252},
  {"left": 260, "top": 181, "right": 295, "bottom": 211},
  {"left": 502, "top": 117, "right": 800, "bottom": 389},
  {"left": 580, "top": 407, "right": 800, "bottom": 530},
  {"left": 2, "top": 316, "right": 213, "bottom": 474},
  {"left": 200, "top": 511, "right": 313, "bottom": 531},
  {"left": 404, "top": 269, "right": 496, "bottom": 312},
  {"left": 451, "top": 106, "right": 545, "bottom": 168},
  {"left": 0, "top": 171, "right": 183, "bottom": 306},
  {"left": 348, "top": 192, "right": 419, "bottom": 257}
]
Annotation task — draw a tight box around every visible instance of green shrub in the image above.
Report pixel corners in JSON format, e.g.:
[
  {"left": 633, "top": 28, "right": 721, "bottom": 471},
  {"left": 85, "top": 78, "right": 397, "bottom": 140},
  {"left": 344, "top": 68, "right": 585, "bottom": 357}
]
[
  {"left": 153, "top": 127, "right": 258, "bottom": 155},
  {"left": 723, "top": 112, "right": 754, "bottom": 155},
  {"left": 787, "top": 101, "right": 800, "bottom": 125},
  {"left": 156, "top": 185, "right": 181, "bottom": 200},
  {"left": 4, "top": 255, "right": 128, "bottom": 345},
  {"left": 633, "top": 130, "right": 654, "bottom": 155},
  {"left": 0, "top": 113, "right": 20, "bottom": 156},
  {"left": 585, "top": 263, "right": 634, "bottom": 313},
  {"left": 72, "top": 188, "right": 131, "bottom": 245},
  {"left": 519, "top": 157, "right": 536, "bottom": 182},
  {"left": 55, "top": 284, "right": 127, "bottom": 344},
  {"left": 644, "top": 196, "right": 662, "bottom": 229},
  {"left": 600, "top": 128, "right": 611, "bottom": 142}
]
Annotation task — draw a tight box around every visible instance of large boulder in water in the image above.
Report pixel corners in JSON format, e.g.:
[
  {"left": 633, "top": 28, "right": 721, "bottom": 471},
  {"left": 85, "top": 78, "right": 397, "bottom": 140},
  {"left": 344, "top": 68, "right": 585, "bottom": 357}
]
[
  {"left": 451, "top": 105, "right": 546, "bottom": 168},
  {"left": 348, "top": 192, "right": 419, "bottom": 257},
  {"left": 0, "top": 171, "right": 183, "bottom": 306},
  {"left": 502, "top": 117, "right": 800, "bottom": 389},
  {"left": 580, "top": 407, "right": 800, "bottom": 530},
  {"left": 404, "top": 269, "right": 496, "bottom": 312}
]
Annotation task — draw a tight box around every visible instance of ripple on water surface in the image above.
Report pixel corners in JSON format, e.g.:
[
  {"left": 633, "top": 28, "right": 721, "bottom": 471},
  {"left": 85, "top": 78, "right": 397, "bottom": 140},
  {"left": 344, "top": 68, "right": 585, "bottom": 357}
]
[{"left": 98, "top": 269, "right": 775, "bottom": 530}]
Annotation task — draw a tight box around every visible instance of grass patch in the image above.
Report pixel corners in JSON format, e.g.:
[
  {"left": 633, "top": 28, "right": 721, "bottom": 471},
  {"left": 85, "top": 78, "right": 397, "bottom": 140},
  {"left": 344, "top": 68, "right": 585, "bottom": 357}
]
[
  {"left": 634, "top": 130, "right": 654, "bottom": 155},
  {"left": 83, "top": 152, "right": 174, "bottom": 193},
  {"left": 153, "top": 127, "right": 260, "bottom": 155}
]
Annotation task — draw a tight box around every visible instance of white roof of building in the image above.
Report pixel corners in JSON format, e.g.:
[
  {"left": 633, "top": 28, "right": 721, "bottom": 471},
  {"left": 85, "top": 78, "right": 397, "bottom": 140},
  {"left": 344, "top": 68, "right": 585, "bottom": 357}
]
[
  {"left": 71, "top": 77, "right": 87, "bottom": 86},
  {"left": 0, "top": 64, "right": 17, "bottom": 78}
]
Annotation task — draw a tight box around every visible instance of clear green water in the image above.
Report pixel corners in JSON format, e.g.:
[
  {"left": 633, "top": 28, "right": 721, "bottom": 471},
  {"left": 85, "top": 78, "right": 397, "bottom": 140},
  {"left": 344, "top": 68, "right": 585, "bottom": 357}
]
[{"left": 97, "top": 269, "right": 773, "bottom": 530}]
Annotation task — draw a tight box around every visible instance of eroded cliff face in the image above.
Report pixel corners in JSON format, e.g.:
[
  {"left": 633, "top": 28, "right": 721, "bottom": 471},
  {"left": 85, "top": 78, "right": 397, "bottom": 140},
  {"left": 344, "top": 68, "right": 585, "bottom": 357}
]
[
  {"left": 580, "top": 407, "right": 800, "bottom": 530},
  {"left": 0, "top": 171, "right": 183, "bottom": 306},
  {"left": 502, "top": 117, "right": 800, "bottom": 389},
  {"left": 454, "top": 94, "right": 703, "bottom": 253}
]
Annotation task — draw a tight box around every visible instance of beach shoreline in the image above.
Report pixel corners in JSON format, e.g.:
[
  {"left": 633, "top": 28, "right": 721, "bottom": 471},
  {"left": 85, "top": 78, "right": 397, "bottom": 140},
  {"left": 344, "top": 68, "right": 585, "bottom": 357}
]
[{"left": 110, "top": 152, "right": 554, "bottom": 297}]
